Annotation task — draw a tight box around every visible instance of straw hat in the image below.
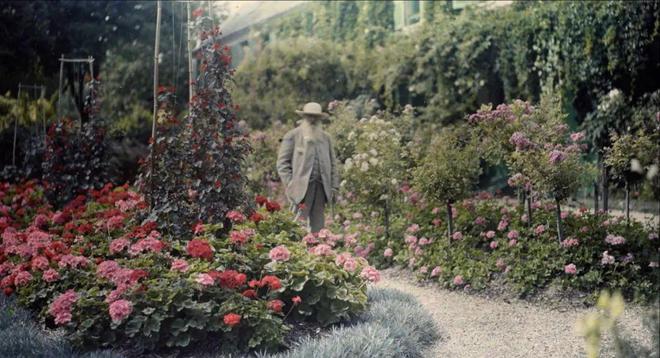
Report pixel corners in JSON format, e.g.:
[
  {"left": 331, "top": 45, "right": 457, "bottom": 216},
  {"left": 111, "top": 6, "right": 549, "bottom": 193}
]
[{"left": 295, "top": 102, "right": 329, "bottom": 118}]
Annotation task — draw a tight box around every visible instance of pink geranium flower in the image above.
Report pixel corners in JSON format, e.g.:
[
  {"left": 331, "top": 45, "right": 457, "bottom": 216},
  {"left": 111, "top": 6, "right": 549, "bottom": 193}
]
[
  {"left": 383, "top": 248, "right": 393, "bottom": 257},
  {"left": 564, "top": 263, "right": 577, "bottom": 275},
  {"left": 431, "top": 266, "right": 442, "bottom": 277},
  {"left": 42, "top": 269, "right": 60, "bottom": 283},
  {"left": 360, "top": 266, "right": 380, "bottom": 283},
  {"left": 48, "top": 289, "right": 78, "bottom": 325},
  {"left": 452, "top": 232, "right": 463, "bottom": 241},
  {"left": 196, "top": 273, "right": 215, "bottom": 286},
  {"left": 453, "top": 275, "right": 464, "bottom": 286},
  {"left": 269, "top": 245, "right": 291, "bottom": 262},
  {"left": 109, "top": 299, "right": 133, "bottom": 323},
  {"left": 170, "top": 259, "right": 189, "bottom": 272}
]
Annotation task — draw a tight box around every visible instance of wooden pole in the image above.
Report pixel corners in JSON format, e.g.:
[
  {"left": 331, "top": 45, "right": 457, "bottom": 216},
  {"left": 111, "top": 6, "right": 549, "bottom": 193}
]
[
  {"left": 150, "top": 0, "right": 162, "bottom": 210},
  {"left": 58, "top": 54, "right": 64, "bottom": 118},
  {"left": 187, "top": 1, "right": 194, "bottom": 103},
  {"left": 12, "top": 84, "right": 21, "bottom": 166}
]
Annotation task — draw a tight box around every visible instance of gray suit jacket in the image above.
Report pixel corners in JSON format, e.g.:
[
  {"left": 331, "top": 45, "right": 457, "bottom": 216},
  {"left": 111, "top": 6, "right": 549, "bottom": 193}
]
[{"left": 276, "top": 126, "right": 339, "bottom": 204}]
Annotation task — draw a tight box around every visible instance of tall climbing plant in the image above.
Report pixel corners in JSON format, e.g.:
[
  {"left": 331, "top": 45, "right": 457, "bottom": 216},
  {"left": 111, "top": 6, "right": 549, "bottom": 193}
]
[{"left": 138, "top": 12, "right": 249, "bottom": 236}]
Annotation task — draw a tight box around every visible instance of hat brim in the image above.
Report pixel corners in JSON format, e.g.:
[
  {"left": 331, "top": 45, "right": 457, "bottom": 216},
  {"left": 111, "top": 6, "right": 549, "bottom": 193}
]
[{"left": 295, "top": 110, "right": 329, "bottom": 118}]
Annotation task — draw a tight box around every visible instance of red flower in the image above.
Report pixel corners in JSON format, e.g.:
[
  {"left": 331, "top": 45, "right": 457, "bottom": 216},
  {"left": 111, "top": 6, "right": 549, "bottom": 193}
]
[
  {"left": 223, "top": 313, "right": 241, "bottom": 327},
  {"left": 216, "top": 270, "right": 246, "bottom": 289},
  {"left": 249, "top": 212, "right": 264, "bottom": 224},
  {"left": 248, "top": 279, "right": 260, "bottom": 288},
  {"left": 192, "top": 7, "right": 204, "bottom": 19},
  {"left": 292, "top": 296, "right": 302, "bottom": 305},
  {"left": 255, "top": 195, "right": 268, "bottom": 206},
  {"left": 267, "top": 299, "right": 284, "bottom": 313},
  {"left": 186, "top": 239, "right": 213, "bottom": 261},
  {"left": 260, "top": 275, "right": 281, "bottom": 291},
  {"left": 241, "top": 289, "right": 257, "bottom": 299},
  {"left": 4, "top": 287, "right": 13, "bottom": 296},
  {"left": 265, "top": 201, "right": 281, "bottom": 212}
]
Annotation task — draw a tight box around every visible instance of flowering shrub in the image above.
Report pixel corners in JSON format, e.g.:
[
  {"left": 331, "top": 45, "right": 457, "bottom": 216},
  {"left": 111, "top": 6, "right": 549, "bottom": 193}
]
[
  {"left": 340, "top": 115, "right": 407, "bottom": 238},
  {"left": 0, "top": 182, "right": 374, "bottom": 354}
]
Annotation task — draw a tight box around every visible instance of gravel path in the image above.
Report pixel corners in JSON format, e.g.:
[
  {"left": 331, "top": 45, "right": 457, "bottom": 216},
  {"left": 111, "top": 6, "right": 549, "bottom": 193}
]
[{"left": 378, "top": 269, "right": 654, "bottom": 358}]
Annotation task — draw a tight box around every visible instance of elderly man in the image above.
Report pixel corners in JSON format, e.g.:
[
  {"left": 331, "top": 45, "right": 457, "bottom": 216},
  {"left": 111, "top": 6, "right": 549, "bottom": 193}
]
[{"left": 276, "top": 102, "right": 339, "bottom": 233}]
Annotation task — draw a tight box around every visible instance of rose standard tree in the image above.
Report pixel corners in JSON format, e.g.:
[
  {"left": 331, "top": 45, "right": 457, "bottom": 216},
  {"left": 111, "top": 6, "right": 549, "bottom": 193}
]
[
  {"left": 413, "top": 127, "right": 481, "bottom": 241},
  {"left": 508, "top": 97, "right": 588, "bottom": 242},
  {"left": 138, "top": 16, "right": 249, "bottom": 236}
]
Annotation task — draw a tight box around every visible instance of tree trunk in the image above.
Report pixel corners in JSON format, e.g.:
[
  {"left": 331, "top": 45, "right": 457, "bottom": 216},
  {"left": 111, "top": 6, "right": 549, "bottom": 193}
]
[
  {"left": 447, "top": 201, "right": 453, "bottom": 242},
  {"left": 383, "top": 200, "right": 390, "bottom": 240},
  {"left": 526, "top": 189, "right": 533, "bottom": 226},
  {"left": 602, "top": 163, "right": 610, "bottom": 212},
  {"left": 555, "top": 197, "right": 563, "bottom": 242},
  {"left": 593, "top": 180, "right": 599, "bottom": 214},
  {"left": 624, "top": 180, "right": 630, "bottom": 226}
]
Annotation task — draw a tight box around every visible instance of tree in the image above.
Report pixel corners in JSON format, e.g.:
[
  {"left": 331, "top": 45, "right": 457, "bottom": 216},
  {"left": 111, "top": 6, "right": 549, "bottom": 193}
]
[{"left": 413, "top": 127, "right": 481, "bottom": 241}]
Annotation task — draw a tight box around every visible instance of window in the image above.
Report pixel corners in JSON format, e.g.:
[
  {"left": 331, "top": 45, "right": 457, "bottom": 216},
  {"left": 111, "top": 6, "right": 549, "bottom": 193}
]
[{"left": 394, "top": 1, "right": 422, "bottom": 30}]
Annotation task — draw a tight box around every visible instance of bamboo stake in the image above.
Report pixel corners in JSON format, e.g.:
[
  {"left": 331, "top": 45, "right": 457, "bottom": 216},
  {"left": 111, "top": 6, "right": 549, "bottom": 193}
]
[
  {"left": 187, "top": 1, "right": 194, "bottom": 103},
  {"left": 151, "top": 0, "right": 162, "bottom": 209},
  {"left": 12, "top": 84, "right": 21, "bottom": 166},
  {"left": 58, "top": 55, "right": 64, "bottom": 118}
]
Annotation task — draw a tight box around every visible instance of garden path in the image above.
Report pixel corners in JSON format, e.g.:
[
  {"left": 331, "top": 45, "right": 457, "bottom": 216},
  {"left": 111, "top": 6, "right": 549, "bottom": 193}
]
[{"left": 378, "top": 268, "right": 653, "bottom": 358}]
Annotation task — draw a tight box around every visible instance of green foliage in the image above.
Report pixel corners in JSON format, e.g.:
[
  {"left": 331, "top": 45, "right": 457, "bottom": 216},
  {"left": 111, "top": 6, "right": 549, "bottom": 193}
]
[
  {"left": 237, "top": 1, "right": 660, "bottom": 132},
  {"left": 413, "top": 127, "right": 481, "bottom": 205},
  {"left": 233, "top": 38, "right": 351, "bottom": 129},
  {"left": 605, "top": 132, "right": 656, "bottom": 187},
  {"left": 577, "top": 291, "right": 660, "bottom": 358}
]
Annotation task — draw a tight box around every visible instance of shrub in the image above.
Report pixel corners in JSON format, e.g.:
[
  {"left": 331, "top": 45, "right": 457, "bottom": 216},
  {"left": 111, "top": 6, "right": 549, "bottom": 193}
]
[
  {"left": 264, "top": 287, "right": 439, "bottom": 358},
  {"left": 340, "top": 115, "right": 408, "bottom": 239},
  {"left": 42, "top": 80, "right": 109, "bottom": 206},
  {"left": 233, "top": 38, "right": 353, "bottom": 129}
]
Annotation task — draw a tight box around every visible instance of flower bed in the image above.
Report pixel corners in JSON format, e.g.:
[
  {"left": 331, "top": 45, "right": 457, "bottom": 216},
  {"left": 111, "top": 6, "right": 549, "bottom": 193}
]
[
  {"left": 333, "top": 191, "right": 659, "bottom": 302},
  {"left": 0, "top": 181, "right": 377, "bottom": 354}
]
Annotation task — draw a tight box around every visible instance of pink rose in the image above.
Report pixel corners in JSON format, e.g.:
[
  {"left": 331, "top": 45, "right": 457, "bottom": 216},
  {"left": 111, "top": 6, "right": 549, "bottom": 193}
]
[
  {"left": 383, "top": 248, "right": 393, "bottom": 257},
  {"left": 453, "top": 275, "right": 464, "bottom": 286},
  {"left": 508, "top": 239, "right": 517, "bottom": 247},
  {"left": 452, "top": 232, "right": 463, "bottom": 241},
  {"left": 431, "top": 266, "right": 442, "bottom": 277},
  {"left": 486, "top": 230, "right": 496, "bottom": 239},
  {"left": 489, "top": 241, "right": 498, "bottom": 249},
  {"left": 507, "top": 230, "right": 519, "bottom": 240}
]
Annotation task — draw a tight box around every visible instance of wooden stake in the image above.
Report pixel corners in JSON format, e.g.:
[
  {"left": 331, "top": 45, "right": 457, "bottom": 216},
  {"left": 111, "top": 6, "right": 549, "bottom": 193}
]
[
  {"left": 58, "top": 55, "right": 64, "bottom": 118},
  {"left": 151, "top": 0, "right": 162, "bottom": 209},
  {"left": 12, "top": 84, "right": 21, "bottom": 167},
  {"left": 187, "top": 1, "right": 194, "bottom": 103}
]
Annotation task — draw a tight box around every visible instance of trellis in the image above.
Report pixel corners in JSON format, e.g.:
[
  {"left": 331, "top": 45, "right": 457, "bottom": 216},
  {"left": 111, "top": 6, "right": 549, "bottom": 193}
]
[{"left": 57, "top": 55, "right": 95, "bottom": 121}]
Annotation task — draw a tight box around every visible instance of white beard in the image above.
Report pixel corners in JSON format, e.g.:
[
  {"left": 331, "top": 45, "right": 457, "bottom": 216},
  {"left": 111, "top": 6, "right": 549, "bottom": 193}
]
[{"left": 301, "top": 119, "right": 323, "bottom": 143}]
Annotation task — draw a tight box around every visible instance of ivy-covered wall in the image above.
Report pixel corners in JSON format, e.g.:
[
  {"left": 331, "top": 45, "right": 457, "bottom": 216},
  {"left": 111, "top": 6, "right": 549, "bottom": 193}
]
[{"left": 234, "top": 1, "right": 660, "bottom": 131}]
